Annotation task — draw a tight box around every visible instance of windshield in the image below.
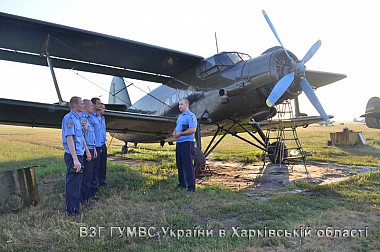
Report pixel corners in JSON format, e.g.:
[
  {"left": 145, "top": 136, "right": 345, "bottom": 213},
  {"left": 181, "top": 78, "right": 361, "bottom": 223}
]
[{"left": 198, "top": 52, "right": 251, "bottom": 79}]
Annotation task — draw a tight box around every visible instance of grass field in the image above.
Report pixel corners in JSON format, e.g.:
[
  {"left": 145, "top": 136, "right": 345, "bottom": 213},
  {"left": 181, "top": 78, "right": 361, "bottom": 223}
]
[{"left": 1, "top": 123, "right": 380, "bottom": 251}]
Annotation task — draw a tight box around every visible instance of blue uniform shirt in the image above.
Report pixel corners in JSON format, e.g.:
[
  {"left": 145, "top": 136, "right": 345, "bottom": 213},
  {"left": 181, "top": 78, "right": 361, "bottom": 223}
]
[
  {"left": 80, "top": 112, "right": 96, "bottom": 149},
  {"left": 175, "top": 109, "right": 197, "bottom": 143},
  {"left": 100, "top": 114, "right": 106, "bottom": 145},
  {"left": 62, "top": 110, "right": 85, "bottom": 155},
  {"left": 90, "top": 112, "right": 106, "bottom": 147}
]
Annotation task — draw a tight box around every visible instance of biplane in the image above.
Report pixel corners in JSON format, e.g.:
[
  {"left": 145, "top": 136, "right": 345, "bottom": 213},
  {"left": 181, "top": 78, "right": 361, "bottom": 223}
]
[{"left": 0, "top": 10, "right": 346, "bottom": 165}]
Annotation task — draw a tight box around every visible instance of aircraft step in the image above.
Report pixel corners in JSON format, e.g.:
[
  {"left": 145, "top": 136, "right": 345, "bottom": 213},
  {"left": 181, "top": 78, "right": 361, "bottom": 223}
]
[
  {"left": 282, "top": 138, "right": 299, "bottom": 141},
  {"left": 268, "top": 137, "right": 281, "bottom": 140},
  {"left": 267, "top": 137, "right": 299, "bottom": 141}
]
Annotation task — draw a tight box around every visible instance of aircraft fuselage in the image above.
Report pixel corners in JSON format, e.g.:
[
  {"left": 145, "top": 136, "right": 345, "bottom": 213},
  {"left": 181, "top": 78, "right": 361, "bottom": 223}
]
[{"left": 114, "top": 48, "right": 301, "bottom": 144}]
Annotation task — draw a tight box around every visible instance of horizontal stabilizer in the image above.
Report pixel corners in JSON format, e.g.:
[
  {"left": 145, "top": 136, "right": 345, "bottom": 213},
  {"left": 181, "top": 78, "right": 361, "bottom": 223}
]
[{"left": 105, "top": 104, "right": 128, "bottom": 111}]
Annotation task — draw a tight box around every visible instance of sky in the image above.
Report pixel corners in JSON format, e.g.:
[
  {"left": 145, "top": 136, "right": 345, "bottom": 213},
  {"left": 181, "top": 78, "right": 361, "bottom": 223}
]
[{"left": 1, "top": 0, "right": 379, "bottom": 121}]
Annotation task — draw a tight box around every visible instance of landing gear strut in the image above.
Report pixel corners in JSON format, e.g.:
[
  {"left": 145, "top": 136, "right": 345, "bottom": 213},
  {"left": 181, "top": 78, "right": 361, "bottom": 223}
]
[
  {"left": 203, "top": 120, "right": 267, "bottom": 158},
  {"left": 121, "top": 143, "right": 128, "bottom": 154}
]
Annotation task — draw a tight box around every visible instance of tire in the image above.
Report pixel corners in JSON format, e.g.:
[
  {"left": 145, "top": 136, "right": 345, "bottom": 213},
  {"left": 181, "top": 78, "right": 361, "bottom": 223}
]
[
  {"left": 121, "top": 145, "right": 128, "bottom": 154},
  {"left": 193, "top": 147, "right": 206, "bottom": 174},
  {"left": 268, "top": 141, "right": 288, "bottom": 164}
]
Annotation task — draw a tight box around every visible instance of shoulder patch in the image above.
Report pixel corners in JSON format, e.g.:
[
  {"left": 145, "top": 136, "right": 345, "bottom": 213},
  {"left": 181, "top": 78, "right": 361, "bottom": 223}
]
[{"left": 66, "top": 122, "right": 73, "bottom": 129}]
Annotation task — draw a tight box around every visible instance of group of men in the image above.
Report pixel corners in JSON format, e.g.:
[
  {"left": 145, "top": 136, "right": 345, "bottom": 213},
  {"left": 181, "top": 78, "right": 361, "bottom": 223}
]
[
  {"left": 62, "top": 96, "right": 108, "bottom": 216},
  {"left": 62, "top": 96, "right": 197, "bottom": 216}
]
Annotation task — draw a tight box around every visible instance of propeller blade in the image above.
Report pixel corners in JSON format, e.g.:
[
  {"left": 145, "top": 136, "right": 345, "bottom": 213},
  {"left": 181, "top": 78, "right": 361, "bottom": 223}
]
[
  {"left": 262, "top": 10, "right": 294, "bottom": 62},
  {"left": 300, "top": 77, "right": 331, "bottom": 124},
  {"left": 266, "top": 72, "right": 295, "bottom": 107},
  {"left": 301, "top": 40, "right": 322, "bottom": 64}
]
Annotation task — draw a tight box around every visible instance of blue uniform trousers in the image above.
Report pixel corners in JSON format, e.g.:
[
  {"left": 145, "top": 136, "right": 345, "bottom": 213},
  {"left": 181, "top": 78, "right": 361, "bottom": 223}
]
[
  {"left": 81, "top": 149, "right": 94, "bottom": 203},
  {"left": 176, "top": 141, "right": 195, "bottom": 191},
  {"left": 64, "top": 152, "right": 83, "bottom": 215},
  {"left": 90, "top": 147, "right": 102, "bottom": 196},
  {"left": 98, "top": 143, "right": 108, "bottom": 185}
]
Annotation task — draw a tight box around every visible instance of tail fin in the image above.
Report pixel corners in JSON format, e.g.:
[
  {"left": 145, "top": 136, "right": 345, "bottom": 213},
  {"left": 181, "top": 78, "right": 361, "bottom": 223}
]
[
  {"left": 108, "top": 77, "right": 132, "bottom": 108},
  {"left": 362, "top": 97, "right": 380, "bottom": 129}
]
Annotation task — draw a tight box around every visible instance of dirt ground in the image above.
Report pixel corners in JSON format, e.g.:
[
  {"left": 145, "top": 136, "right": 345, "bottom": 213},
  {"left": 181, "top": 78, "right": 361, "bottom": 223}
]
[
  {"left": 110, "top": 156, "right": 380, "bottom": 193},
  {"left": 197, "top": 160, "right": 380, "bottom": 193}
]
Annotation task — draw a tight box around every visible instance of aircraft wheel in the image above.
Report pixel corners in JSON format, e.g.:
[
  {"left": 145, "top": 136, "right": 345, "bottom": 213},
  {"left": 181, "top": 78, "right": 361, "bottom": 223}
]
[
  {"left": 121, "top": 145, "right": 128, "bottom": 154},
  {"left": 193, "top": 147, "right": 206, "bottom": 175},
  {"left": 268, "top": 141, "right": 288, "bottom": 164}
]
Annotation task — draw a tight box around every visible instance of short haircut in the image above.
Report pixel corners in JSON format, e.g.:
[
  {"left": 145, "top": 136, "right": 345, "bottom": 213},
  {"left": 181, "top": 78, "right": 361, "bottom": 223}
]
[
  {"left": 91, "top": 97, "right": 100, "bottom": 105},
  {"left": 83, "top": 99, "right": 92, "bottom": 105},
  {"left": 69, "top": 96, "right": 81, "bottom": 108},
  {"left": 180, "top": 98, "right": 190, "bottom": 105}
]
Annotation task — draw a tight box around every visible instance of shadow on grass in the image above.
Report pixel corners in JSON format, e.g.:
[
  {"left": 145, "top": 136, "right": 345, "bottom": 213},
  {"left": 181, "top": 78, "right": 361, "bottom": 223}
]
[{"left": 333, "top": 144, "right": 380, "bottom": 161}]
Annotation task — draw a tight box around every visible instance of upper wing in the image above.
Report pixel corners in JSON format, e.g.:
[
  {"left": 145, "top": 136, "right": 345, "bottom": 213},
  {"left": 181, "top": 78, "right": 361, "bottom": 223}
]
[
  {"left": 0, "top": 98, "right": 176, "bottom": 136},
  {"left": 0, "top": 12, "right": 203, "bottom": 84},
  {"left": 305, "top": 70, "right": 347, "bottom": 89}
]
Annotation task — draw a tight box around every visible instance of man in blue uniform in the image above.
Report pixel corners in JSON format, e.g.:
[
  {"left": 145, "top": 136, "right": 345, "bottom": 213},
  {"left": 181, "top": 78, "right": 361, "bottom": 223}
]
[
  {"left": 62, "top": 96, "right": 85, "bottom": 216},
  {"left": 90, "top": 98, "right": 105, "bottom": 200},
  {"left": 97, "top": 103, "right": 108, "bottom": 186},
  {"left": 173, "top": 98, "right": 197, "bottom": 193},
  {"left": 80, "top": 99, "right": 97, "bottom": 206}
]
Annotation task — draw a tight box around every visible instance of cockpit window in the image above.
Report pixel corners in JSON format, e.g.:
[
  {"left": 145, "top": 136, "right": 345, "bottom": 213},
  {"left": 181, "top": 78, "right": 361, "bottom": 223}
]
[
  {"left": 197, "top": 52, "right": 251, "bottom": 79},
  {"left": 214, "top": 53, "right": 233, "bottom": 65},
  {"left": 239, "top": 53, "right": 251, "bottom": 61},
  {"left": 227, "top": 53, "right": 241, "bottom": 64}
]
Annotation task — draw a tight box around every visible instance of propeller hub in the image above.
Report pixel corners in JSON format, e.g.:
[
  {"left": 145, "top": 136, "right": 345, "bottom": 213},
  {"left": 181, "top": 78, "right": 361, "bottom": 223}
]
[{"left": 295, "top": 62, "right": 306, "bottom": 76}]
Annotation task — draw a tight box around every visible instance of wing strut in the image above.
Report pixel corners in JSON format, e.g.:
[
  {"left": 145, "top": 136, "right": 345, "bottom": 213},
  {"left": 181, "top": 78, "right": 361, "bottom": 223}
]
[{"left": 45, "top": 34, "right": 64, "bottom": 105}]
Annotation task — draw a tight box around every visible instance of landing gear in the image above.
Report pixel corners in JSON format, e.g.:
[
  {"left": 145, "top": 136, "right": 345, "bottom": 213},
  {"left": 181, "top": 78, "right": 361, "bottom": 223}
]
[
  {"left": 203, "top": 120, "right": 267, "bottom": 158},
  {"left": 268, "top": 141, "right": 288, "bottom": 163},
  {"left": 193, "top": 147, "right": 206, "bottom": 175},
  {"left": 121, "top": 143, "right": 128, "bottom": 154}
]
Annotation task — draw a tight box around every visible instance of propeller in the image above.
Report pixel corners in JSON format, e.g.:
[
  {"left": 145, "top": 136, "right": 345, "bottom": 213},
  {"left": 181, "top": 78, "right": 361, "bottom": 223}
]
[{"left": 262, "top": 10, "right": 330, "bottom": 124}]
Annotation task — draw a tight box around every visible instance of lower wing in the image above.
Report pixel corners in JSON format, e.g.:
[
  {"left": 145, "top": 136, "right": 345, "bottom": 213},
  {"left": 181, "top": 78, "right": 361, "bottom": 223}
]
[{"left": 0, "top": 98, "right": 176, "bottom": 136}]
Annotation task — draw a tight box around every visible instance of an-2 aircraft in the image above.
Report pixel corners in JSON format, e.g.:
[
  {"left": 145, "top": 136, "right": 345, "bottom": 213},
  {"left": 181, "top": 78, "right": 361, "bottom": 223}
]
[{"left": 0, "top": 11, "right": 346, "bottom": 167}]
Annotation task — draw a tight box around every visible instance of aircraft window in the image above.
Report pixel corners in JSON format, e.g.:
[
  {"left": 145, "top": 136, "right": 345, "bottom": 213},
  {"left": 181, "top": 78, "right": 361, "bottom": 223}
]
[
  {"left": 227, "top": 53, "right": 242, "bottom": 64},
  {"left": 214, "top": 54, "right": 233, "bottom": 65},
  {"left": 179, "top": 90, "right": 185, "bottom": 99},
  {"left": 203, "top": 58, "right": 215, "bottom": 71},
  {"left": 239, "top": 53, "right": 251, "bottom": 61},
  {"left": 198, "top": 52, "right": 246, "bottom": 79},
  {"left": 171, "top": 94, "right": 177, "bottom": 104},
  {"left": 165, "top": 98, "right": 170, "bottom": 105},
  {"left": 187, "top": 90, "right": 193, "bottom": 96}
]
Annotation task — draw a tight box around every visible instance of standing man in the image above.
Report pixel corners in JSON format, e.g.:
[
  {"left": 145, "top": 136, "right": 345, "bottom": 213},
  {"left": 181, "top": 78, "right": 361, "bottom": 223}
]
[
  {"left": 80, "top": 99, "right": 97, "bottom": 206},
  {"left": 173, "top": 98, "right": 197, "bottom": 193},
  {"left": 90, "top": 98, "right": 106, "bottom": 201},
  {"left": 62, "top": 96, "right": 85, "bottom": 216},
  {"left": 97, "top": 103, "right": 108, "bottom": 186}
]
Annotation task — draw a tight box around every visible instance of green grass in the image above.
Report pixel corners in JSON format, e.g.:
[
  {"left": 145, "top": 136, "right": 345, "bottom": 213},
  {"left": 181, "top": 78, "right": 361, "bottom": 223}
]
[{"left": 1, "top": 124, "right": 380, "bottom": 251}]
